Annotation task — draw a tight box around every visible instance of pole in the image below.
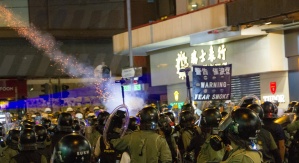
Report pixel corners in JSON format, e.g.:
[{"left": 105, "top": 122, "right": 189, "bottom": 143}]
[
  {"left": 180, "top": 67, "right": 192, "bottom": 104},
  {"left": 126, "top": 0, "right": 135, "bottom": 90},
  {"left": 58, "top": 78, "right": 61, "bottom": 108},
  {"left": 49, "top": 78, "right": 52, "bottom": 109},
  {"left": 126, "top": 0, "right": 133, "bottom": 67},
  {"left": 115, "top": 78, "right": 126, "bottom": 104}
]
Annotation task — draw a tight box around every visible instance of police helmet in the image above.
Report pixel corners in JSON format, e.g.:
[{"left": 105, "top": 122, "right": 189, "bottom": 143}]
[
  {"left": 158, "top": 114, "right": 173, "bottom": 136},
  {"left": 292, "top": 102, "right": 299, "bottom": 116},
  {"left": 34, "top": 125, "right": 47, "bottom": 142},
  {"left": 200, "top": 108, "right": 222, "bottom": 128},
  {"left": 19, "top": 128, "right": 37, "bottom": 151},
  {"left": 96, "top": 111, "right": 110, "bottom": 134},
  {"left": 261, "top": 101, "right": 277, "bottom": 118},
  {"left": 57, "top": 112, "right": 73, "bottom": 132},
  {"left": 229, "top": 108, "right": 261, "bottom": 140},
  {"left": 179, "top": 110, "right": 195, "bottom": 128},
  {"left": 164, "top": 111, "right": 175, "bottom": 123},
  {"left": 138, "top": 106, "right": 159, "bottom": 130},
  {"left": 286, "top": 101, "right": 298, "bottom": 113},
  {"left": 128, "top": 116, "right": 139, "bottom": 131},
  {"left": 72, "top": 119, "right": 80, "bottom": 132},
  {"left": 41, "top": 118, "right": 51, "bottom": 129},
  {"left": 6, "top": 129, "right": 20, "bottom": 149},
  {"left": 181, "top": 103, "right": 194, "bottom": 112},
  {"left": 22, "top": 119, "right": 35, "bottom": 127},
  {"left": 247, "top": 104, "right": 264, "bottom": 119},
  {"left": 97, "top": 111, "right": 110, "bottom": 125},
  {"left": 53, "top": 133, "right": 91, "bottom": 163}
]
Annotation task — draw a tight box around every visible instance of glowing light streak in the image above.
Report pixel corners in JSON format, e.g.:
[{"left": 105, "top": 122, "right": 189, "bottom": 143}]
[
  {"left": 0, "top": 6, "right": 93, "bottom": 78},
  {"left": 0, "top": 6, "right": 147, "bottom": 114}
]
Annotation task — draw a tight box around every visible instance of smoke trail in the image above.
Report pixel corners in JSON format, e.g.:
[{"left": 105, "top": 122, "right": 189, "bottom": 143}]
[
  {"left": 0, "top": 5, "right": 147, "bottom": 114},
  {"left": 0, "top": 5, "right": 94, "bottom": 78}
]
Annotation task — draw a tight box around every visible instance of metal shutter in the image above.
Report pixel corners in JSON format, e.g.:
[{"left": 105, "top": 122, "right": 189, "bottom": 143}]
[{"left": 231, "top": 74, "right": 261, "bottom": 104}]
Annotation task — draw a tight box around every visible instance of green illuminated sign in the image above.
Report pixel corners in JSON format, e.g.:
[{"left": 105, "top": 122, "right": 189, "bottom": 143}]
[
  {"left": 123, "top": 84, "right": 142, "bottom": 91},
  {"left": 169, "top": 102, "right": 184, "bottom": 109},
  {"left": 123, "top": 85, "right": 131, "bottom": 91},
  {"left": 134, "top": 84, "right": 141, "bottom": 91}
]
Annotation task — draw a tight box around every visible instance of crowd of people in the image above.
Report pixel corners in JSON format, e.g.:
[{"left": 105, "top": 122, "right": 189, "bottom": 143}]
[{"left": 0, "top": 98, "right": 298, "bottom": 163}]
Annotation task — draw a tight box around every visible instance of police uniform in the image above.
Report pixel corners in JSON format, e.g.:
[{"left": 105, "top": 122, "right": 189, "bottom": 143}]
[
  {"left": 181, "top": 125, "right": 202, "bottom": 162},
  {"left": 221, "top": 141, "right": 262, "bottom": 163},
  {"left": 257, "top": 128, "right": 280, "bottom": 163},
  {"left": 10, "top": 151, "right": 47, "bottom": 163},
  {"left": 286, "top": 120, "right": 299, "bottom": 133},
  {"left": 37, "top": 138, "right": 52, "bottom": 163},
  {"left": 111, "top": 130, "right": 172, "bottom": 163},
  {"left": 286, "top": 118, "right": 299, "bottom": 163},
  {"left": 0, "top": 145, "right": 18, "bottom": 163},
  {"left": 98, "top": 134, "right": 122, "bottom": 163},
  {"left": 86, "top": 126, "right": 100, "bottom": 149},
  {"left": 197, "top": 133, "right": 225, "bottom": 163}
]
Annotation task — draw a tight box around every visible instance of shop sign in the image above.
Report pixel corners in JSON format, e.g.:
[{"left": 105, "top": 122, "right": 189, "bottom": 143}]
[
  {"left": 0, "top": 87, "right": 14, "bottom": 91},
  {"left": 263, "top": 95, "right": 285, "bottom": 103},
  {"left": 176, "top": 44, "right": 228, "bottom": 80},
  {"left": 0, "top": 79, "right": 27, "bottom": 99},
  {"left": 270, "top": 82, "right": 276, "bottom": 94},
  {"left": 192, "top": 64, "right": 232, "bottom": 101}
]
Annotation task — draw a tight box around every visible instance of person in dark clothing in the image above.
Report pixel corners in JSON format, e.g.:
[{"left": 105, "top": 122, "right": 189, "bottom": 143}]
[
  {"left": 35, "top": 125, "right": 52, "bottom": 163},
  {"left": 178, "top": 110, "right": 203, "bottom": 163},
  {"left": 248, "top": 103, "right": 282, "bottom": 163},
  {"left": 50, "top": 112, "right": 74, "bottom": 153},
  {"left": 0, "top": 129, "right": 19, "bottom": 163},
  {"left": 10, "top": 128, "right": 47, "bottom": 163},
  {"left": 261, "top": 101, "right": 286, "bottom": 162},
  {"left": 158, "top": 113, "right": 178, "bottom": 163}
]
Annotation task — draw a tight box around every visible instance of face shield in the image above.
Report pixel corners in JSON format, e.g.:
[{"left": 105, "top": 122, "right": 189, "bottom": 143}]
[{"left": 103, "top": 104, "right": 129, "bottom": 148}]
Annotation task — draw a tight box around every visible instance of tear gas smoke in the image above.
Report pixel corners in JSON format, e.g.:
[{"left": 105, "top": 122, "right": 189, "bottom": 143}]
[
  {"left": 0, "top": 5, "right": 147, "bottom": 114},
  {"left": 0, "top": 6, "right": 94, "bottom": 78}
]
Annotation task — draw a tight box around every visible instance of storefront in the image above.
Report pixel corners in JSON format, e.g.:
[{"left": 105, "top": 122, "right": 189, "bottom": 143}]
[
  {"left": 0, "top": 79, "right": 27, "bottom": 111},
  {"left": 149, "top": 32, "right": 290, "bottom": 113},
  {"left": 0, "top": 79, "right": 27, "bottom": 101}
]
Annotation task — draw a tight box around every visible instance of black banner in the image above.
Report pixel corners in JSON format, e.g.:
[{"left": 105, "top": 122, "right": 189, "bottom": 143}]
[{"left": 192, "top": 64, "right": 232, "bottom": 101}]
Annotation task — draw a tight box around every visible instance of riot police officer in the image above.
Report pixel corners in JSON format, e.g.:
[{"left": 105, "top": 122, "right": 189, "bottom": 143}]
[
  {"left": 110, "top": 106, "right": 172, "bottom": 163},
  {"left": 50, "top": 112, "right": 73, "bottom": 153},
  {"left": 94, "top": 110, "right": 110, "bottom": 160},
  {"left": 178, "top": 110, "right": 202, "bottom": 163},
  {"left": 51, "top": 133, "right": 92, "bottom": 163},
  {"left": 0, "top": 129, "right": 19, "bottom": 163},
  {"left": 286, "top": 102, "right": 299, "bottom": 162},
  {"left": 35, "top": 125, "right": 52, "bottom": 163},
  {"left": 197, "top": 108, "right": 225, "bottom": 162},
  {"left": 97, "top": 110, "right": 126, "bottom": 163},
  {"left": 262, "top": 101, "right": 286, "bottom": 161},
  {"left": 247, "top": 103, "right": 282, "bottom": 163},
  {"left": 158, "top": 113, "right": 178, "bottom": 163},
  {"left": 10, "top": 128, "right": 47, "bottom": 163},
  {"left": 221, "top": 108, "right": 262, "bottom": 163}
]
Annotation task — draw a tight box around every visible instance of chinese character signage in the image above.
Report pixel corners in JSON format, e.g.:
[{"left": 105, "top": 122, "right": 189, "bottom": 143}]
[
  {"left": 176, "top": 44, "right": 227, "bottom": 80},
  {"left": 192, "top": 64, "right": 232, "bottom": 101}
]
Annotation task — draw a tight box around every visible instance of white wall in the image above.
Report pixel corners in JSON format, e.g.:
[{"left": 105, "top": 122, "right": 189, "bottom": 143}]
[
  {"left": 260, "top": 71, "right": 289, "bottom": 116},
  {"left": 150, "top": 33, "right": 288, "bottom": 87},
  {"left": 167, "top": 83, "right": 188, "bottom": 103}
]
